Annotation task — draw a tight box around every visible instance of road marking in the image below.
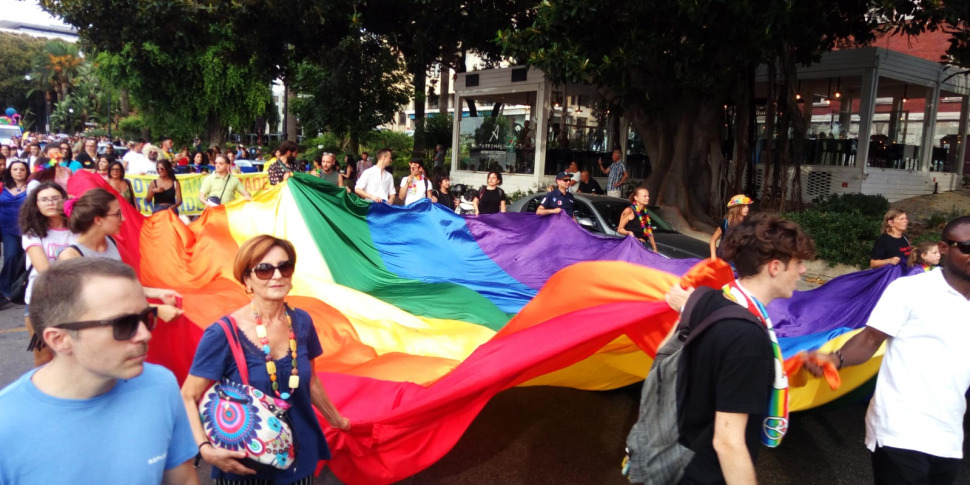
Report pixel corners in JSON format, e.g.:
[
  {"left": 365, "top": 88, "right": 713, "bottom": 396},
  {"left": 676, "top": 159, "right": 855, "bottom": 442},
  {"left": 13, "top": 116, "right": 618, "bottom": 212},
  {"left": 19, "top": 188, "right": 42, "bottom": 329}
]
[{"left": 0, "top": 326, "right": 27, "bottom": 335}]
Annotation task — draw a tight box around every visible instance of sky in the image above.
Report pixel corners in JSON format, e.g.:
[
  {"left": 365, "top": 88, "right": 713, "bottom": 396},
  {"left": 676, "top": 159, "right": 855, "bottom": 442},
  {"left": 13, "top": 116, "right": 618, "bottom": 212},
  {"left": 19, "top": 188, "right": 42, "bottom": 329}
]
[{"left": 0, "top": 0, "right": 72, "bottom": 29}]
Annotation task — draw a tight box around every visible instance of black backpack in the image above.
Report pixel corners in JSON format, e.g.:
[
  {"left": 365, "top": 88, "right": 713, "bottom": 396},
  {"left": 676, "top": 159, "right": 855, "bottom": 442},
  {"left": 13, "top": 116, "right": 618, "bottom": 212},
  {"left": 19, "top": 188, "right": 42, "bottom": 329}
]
[
  {"left": 478, "top": 185, "right": 505, "bottom": 202},
  {"left": 623, "top": 286, "right": 760, "bottom": 484}
]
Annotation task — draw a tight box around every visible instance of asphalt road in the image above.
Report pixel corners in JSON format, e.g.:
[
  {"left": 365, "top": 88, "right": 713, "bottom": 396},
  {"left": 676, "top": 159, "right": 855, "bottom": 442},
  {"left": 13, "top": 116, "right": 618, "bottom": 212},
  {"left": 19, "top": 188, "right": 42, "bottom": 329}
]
[{"left": 2, "top": 302, "right": 969, "bottom": 484}]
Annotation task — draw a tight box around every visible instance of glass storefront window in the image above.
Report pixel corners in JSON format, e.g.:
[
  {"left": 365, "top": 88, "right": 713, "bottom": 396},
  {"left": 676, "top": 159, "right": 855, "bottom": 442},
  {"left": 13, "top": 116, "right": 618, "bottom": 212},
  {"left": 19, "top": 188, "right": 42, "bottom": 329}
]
[
  {"left": 456, "top": 95, "right": 535, "bottom": 174},
  {"left": 544, "top": 91, "right": 611, "bottom": 176}
]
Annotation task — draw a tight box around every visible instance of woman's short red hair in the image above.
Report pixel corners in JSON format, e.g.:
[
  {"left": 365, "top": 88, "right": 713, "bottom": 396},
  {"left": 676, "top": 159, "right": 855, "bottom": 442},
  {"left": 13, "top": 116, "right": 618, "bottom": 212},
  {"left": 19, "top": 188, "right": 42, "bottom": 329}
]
[{"left": 233, "top": 235, "right": 297, "bottom": 285}]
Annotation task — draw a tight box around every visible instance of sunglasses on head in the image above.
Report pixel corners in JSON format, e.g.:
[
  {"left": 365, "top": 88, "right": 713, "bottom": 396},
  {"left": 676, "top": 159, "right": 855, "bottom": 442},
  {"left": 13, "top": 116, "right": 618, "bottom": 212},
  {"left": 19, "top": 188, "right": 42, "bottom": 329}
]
[
  {"left": 250, "top": 260, "right": 295, "bottom": 280},
  {"left": 53, "top": 307, "right": 158, "bottom": 341},
  {"left": 943, "top": 239, "right": 970, "bottom": 255}
]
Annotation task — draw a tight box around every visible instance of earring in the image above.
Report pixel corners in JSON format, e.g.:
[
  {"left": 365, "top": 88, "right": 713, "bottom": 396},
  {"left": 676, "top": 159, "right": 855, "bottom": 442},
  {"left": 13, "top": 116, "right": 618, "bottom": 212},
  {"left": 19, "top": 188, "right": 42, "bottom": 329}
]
[{"left": 245, "top": 287, "right": 253, "bottom": 294}]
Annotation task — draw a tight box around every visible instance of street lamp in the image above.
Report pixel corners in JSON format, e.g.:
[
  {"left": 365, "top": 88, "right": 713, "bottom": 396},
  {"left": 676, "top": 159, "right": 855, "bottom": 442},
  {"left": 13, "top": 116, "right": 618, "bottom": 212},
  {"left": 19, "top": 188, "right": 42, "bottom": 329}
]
[
  {"left": 24, "top": 74, "right": 31, "bottom": 131},
  {"left": 68, "top": 108, "right": 74, "bottom": 134}
]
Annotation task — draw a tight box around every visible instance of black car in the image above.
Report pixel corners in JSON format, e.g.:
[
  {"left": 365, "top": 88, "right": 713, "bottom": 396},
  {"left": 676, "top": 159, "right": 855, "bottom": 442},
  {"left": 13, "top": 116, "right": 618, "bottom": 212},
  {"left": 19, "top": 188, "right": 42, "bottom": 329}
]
[{"left": 508, "top": 193, "right": 709, "bottom": 259}]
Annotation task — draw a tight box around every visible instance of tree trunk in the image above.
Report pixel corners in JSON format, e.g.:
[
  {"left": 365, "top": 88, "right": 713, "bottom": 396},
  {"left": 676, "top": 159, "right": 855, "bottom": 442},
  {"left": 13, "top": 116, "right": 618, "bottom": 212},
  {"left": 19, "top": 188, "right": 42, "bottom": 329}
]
[
  {"left": 207, "top": 111, "right": 225, "bottom": 148},
  {"left": 732, "top": 67, "right": 755, "bottom": 197},
  {"left": 627, "top": 97, "right": 723, "bottom": 226},
  {"left": 761, "top": 59, "right": 778, "bottom": 209},
  {"left": 285, "top": 88, "right": 298, "bottom": 142},
  {"left": 781, "top": 47, "right": 807, "bottom": 211},
  {"left": 120, "top": 89, "right": 130, "bottom": 116},
  {"left": 439, "top": 63, "right": 450, "bottom": 116},
  {"left": 412, "top": 63, "right": 427, "bottom": 158},
  {"left": 347, "top": 137, "right": 360, "bottom": 158},
  {"left": 58, "top": 82, "right": 68, "bottom": 106}
]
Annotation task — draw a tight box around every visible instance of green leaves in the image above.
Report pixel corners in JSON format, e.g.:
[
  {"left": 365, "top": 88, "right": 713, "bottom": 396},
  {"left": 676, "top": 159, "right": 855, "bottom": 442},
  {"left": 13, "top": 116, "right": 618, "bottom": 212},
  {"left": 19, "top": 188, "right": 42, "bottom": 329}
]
[
  {"left": 785, "top": 194, "right": 889, "bottom": 268},
  {"left": 290, "top": 32, "right": 411, "bottom": 150}
]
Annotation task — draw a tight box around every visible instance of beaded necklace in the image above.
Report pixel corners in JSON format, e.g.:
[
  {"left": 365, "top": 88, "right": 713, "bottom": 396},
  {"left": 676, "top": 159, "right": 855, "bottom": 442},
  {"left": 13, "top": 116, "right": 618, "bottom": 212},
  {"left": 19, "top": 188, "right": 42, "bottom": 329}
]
[
  {"left": 252, "top": 303, "right": 299, "bottom": 400},
  {"left": 631, "top": 204, "right": 653, "bottom": 238}
]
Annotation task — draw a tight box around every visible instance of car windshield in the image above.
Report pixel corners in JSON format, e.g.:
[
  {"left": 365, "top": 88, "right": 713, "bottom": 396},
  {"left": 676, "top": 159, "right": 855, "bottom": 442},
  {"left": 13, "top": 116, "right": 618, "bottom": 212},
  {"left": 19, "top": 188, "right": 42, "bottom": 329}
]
[{"left": 592, "top": 201, "right": 675, "bottom": 232}]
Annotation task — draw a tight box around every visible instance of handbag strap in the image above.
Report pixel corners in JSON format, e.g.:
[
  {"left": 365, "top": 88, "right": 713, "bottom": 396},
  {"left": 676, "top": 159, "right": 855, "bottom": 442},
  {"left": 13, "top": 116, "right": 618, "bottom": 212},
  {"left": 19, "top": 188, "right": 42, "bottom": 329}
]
[
  {"left": 216, "top": 317, "right": 250, "bottom": 385},
  {"left": 218, "top": 173, "right": 231, "bottom": 201}
]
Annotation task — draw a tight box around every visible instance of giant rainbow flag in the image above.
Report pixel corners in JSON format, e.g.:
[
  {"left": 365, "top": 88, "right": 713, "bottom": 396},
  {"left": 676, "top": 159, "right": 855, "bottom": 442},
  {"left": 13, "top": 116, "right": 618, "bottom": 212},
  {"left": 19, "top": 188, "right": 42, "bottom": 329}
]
[{"left": 68, "top": 171, "right": 916, "bottom": 485}]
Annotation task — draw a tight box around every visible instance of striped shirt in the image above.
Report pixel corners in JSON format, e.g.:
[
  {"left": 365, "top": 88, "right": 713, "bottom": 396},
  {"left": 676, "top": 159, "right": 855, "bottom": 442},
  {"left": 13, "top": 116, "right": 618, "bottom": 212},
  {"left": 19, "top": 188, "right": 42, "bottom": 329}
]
[{"left": 606, "top": 160, "right": 626, "bottom": 189}]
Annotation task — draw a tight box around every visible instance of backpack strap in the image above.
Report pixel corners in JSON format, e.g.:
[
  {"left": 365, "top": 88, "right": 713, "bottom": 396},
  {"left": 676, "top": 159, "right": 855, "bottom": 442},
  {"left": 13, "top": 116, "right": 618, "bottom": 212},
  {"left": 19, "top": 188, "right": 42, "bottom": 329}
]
[
  {"left": 215, "top": 317, "right": 250, "bottom": 385},
  {"left": 683, "top": 304, "right": 763, "bottom": 346},
  {"left": 673, "top": 286, "right": 713, "bottom": 339},
  {"left": 675, "top": 286, "right": 763, "bottom": 346}
]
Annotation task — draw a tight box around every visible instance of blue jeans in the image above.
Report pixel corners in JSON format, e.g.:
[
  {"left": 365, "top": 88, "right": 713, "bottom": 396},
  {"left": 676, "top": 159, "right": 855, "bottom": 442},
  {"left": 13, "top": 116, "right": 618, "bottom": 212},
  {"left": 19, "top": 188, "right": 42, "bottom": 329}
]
[{"left": 0, "top": 231, "right": 23, "bottom": 299}]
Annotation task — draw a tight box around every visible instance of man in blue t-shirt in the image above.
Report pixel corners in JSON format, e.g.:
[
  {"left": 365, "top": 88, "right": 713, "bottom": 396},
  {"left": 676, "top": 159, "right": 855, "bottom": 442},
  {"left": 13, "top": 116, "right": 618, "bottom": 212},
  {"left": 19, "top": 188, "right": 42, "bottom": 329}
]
[
  {"left": 537, "top": 171, "right": 576, "bottom": 219},
  {"left": 0, "top": 258, "right": 197, "bottom": 485}
]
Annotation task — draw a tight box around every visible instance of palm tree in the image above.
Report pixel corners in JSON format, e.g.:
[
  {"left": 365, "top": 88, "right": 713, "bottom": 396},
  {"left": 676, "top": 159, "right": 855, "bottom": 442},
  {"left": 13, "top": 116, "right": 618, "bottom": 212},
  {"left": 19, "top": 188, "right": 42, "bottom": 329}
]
[{"left": 31, "top": 40, "right": 82, "bottom": 106}]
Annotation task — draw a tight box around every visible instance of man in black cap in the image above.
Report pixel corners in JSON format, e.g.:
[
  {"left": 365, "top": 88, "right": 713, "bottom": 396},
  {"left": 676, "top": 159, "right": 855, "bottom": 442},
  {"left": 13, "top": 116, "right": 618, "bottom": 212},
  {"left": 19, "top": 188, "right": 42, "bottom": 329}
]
[{"left": 536, "top": 171, "right": 576, "bottom": 219}]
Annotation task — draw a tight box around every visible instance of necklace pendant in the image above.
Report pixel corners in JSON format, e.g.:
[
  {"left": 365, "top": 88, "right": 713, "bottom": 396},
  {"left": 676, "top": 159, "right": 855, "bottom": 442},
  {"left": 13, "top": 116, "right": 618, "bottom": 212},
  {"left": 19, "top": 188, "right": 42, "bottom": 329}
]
[
  {"left": 255, "top": 325, "right": 268, "bottom": 338},
  {"left": 288, "top": 375, "right": 300, "bottom": 389}
]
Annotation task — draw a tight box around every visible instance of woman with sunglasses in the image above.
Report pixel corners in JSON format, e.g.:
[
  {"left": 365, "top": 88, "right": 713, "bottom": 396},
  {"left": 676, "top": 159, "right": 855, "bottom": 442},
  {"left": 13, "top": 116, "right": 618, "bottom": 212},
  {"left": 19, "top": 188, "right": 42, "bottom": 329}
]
[
  {"left": 181, "top": 235, "right": 350, "bottom": 485},
  {"left": 106, "top": 161, "right": 137, "bottom": 207},
  {"left": 57, "top": 188, "right": 182, "bottom": 319},
  {"left": 145, "top": 159, "right": 182, "bottom": 214},
  {"left": 19, "top": 182, "right": 75, "bottom": 366}
]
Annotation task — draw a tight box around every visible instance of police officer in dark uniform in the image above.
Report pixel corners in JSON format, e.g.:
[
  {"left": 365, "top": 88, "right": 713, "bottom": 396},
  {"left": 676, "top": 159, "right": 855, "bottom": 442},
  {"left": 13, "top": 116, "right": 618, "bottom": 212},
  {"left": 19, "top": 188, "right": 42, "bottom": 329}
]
[{"left": 537, "top": 171, "right": 576, "bottom": 219}]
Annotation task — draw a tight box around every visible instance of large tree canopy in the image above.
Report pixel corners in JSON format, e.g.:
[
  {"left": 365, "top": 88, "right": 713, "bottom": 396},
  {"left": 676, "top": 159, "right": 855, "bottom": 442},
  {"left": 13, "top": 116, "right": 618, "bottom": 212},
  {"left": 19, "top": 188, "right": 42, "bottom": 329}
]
[
  {"left": 359, "top": 0, "right": 537, "bottom": 154},
  {"left": 501, "top": 0, "right": 970, "bottom": 224},
  {"left": 290, "top": 32, "right": 412, "bottom": 154},
  {"left": 42, "top": 0, "right": 291, "bottom": 144},
  {"left": 0, "top": 33, "right": 47, "bottom": 131},
  {"left": 501, "top": 0, "right": 881, "bottom": 223}
]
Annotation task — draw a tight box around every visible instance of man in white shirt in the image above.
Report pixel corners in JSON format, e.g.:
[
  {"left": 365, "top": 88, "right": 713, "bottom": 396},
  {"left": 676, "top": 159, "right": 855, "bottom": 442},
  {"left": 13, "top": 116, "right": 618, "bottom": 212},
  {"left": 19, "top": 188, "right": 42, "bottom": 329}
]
[
  {"left": 398, "top": 159, "right": 432, "bottom": 205},
  {"left": 808, "top": 215, "right": 970, "bottom": 485},
  {"left": 123, "top": 138, "right": 153, "bottom": 174},
  {"left": 355, "top": 148, "right": 396, "bottom": 204}
]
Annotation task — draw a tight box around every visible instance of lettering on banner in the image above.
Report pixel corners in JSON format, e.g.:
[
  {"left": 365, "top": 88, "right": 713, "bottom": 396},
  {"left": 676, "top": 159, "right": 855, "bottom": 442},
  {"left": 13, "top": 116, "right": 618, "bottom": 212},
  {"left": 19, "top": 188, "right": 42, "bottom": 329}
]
[{"left": 126, "top": 173, "right": 268, "bottom": 215}]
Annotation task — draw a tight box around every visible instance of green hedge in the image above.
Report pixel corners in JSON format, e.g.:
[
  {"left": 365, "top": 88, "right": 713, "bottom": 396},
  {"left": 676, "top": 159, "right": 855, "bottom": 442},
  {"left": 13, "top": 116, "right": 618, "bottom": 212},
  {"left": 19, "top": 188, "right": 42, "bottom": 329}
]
[{"left": 783, "top": 194, "right": 888, "bottom": 268}]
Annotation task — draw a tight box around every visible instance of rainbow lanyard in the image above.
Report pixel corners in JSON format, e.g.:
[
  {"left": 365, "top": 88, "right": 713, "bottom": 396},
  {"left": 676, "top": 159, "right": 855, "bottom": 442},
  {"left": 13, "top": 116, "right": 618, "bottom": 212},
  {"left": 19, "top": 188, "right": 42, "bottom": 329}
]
[
  {"left": 631, "top": 204, "right": 652, "bottom": 238},
  {"left": 722, "top": 281, "right": 789, "bottom": 448}
]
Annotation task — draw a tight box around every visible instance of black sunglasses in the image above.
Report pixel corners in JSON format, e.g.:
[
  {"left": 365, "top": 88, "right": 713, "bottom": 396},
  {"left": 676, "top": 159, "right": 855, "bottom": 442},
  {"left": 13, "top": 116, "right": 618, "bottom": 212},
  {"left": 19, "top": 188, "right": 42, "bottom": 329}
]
[
  {"left": 53, "top": 307, "right": 158, "bottom": 341},
  {"left": 250, "top": 260, "right": 295, "bottom": 280},
  {"left": 943, "top": 239, "right": 970, "bottom": 255}
]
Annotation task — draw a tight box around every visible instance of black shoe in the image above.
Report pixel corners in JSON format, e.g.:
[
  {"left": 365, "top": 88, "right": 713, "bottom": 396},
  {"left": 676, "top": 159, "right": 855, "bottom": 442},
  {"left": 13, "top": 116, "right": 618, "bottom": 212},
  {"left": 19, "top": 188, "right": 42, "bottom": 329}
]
[{"left": 0, "top": 296, "right": 10, "bottom": 310}]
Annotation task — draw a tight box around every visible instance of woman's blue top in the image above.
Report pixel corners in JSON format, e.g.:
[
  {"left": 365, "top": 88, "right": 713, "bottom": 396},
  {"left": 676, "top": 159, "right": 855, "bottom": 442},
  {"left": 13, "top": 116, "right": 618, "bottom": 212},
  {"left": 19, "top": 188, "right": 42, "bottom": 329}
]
[
  {"left": 190, "top": 307, "right": 330, "bottom": 484},
  {"left": 0, "top": 188, "right": 26, "bottom": 236}
]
